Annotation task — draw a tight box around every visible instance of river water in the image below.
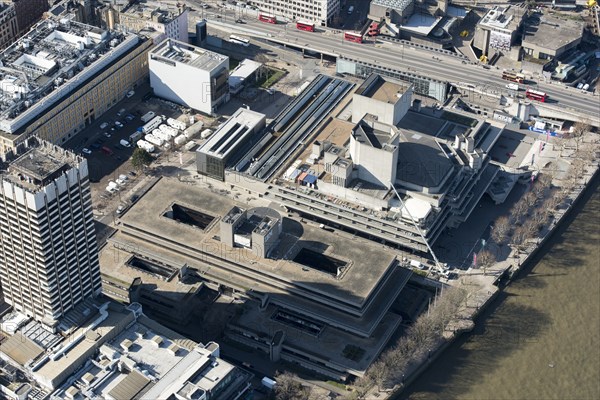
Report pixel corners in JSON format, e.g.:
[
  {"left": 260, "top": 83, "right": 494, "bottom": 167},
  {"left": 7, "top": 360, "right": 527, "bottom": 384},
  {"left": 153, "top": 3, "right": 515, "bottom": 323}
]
[{"left": 402, "top": 177, "right": 600, "bottom": 400}]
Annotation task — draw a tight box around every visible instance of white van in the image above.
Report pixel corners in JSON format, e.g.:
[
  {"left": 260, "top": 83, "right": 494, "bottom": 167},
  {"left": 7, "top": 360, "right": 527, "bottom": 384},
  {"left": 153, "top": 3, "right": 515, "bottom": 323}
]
[
  {"left": 120, "top": 139, "right": 131, "bottom": 148},
  {"left": 347, "top": 6, "right": 354, "bottom": 14}
]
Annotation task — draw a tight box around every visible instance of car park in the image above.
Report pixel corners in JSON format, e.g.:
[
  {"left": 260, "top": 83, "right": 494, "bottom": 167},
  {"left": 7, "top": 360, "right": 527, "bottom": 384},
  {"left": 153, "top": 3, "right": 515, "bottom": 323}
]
[{"left": 116, "top": 108, "right": 126, "bottom": 117}]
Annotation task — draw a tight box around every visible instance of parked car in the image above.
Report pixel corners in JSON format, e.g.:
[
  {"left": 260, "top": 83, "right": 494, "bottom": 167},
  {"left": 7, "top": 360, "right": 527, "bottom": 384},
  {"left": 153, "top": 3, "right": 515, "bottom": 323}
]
[
  {"left": 104, "top": 131, "right": 111, "bottom": 138},
  {"left": 126, "top": 90, "right": 135, "bottom": 98},
  {"left": 115, "top": 121, "right": 123, "bottom": 128},
  {"left": 90, "top": 142, "right": 102, "bottom": 149},
  {"left": 100, "top": 122, "right": 109, "bottom": 129},
  {"left": 116, "top": 204, "right": 126, "bottom": 214},
  {"left": 125, "top": 114, "right": 135, "bottom": 122},
  {"left": 82, "top": 148, "right": 92, "bottom": 155}
]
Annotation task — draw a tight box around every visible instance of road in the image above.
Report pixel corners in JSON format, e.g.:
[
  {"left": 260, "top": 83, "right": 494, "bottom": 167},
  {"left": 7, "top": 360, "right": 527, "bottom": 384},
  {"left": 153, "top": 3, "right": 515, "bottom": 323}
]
[{"left": 192, "top": 6, "right": 599, "bottom": 120}]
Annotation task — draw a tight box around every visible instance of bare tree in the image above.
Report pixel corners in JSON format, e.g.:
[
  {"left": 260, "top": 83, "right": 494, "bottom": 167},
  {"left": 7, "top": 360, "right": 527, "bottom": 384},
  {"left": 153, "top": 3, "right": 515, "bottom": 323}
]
[
  {"left": 511, "top": 224, "right": 529, "bottom": 252},
  {"left": 274, "top": 372, "right": 311, "bottom": 400},
  {"left": 368, "top": 360, "right": 389, "bottom": 391},
  {"left": 510, "top": 198, "right": 529, "bottom": 225},
  {"left": 477, "top": 249, "right": 496, "bottom": 276},
  {"left": 523, "top": 190, "right": 537, "bottom": 209},
  {"left": 569, "top": 120, "right": 591, "bottom": 152},
  {"left": 491, "top": 215, "right": 511, "bottom": 246}
]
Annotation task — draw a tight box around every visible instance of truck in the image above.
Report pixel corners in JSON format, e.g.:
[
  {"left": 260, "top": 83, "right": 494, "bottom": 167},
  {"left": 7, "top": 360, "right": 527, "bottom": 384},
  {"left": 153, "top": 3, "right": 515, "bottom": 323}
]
[
  {"left": 137, "top": 140, "right": 155, "bottom": 153},
  {"left": 261, "top": 377, "right": 276, "bottom": 390},
  {"left": 142, "top": 116, "right": 163, "bottom": 133},
  {"left": 129, "top": 131, "right": 143, "bottom": 143},
  {"left": 183, "top": 121, "right": 204, "bottom": 138},
  {"left": 174, "top": 134, "right": 188, "bottom": 146},
  {"left": 141, "top": 111, "right": 156, "bottom": 123},
  {"left": 145, "top": 134, "right": 164, "bottom": 147},
  {"left": 167, "top": 117, "right": 186, "bottom": 131}
]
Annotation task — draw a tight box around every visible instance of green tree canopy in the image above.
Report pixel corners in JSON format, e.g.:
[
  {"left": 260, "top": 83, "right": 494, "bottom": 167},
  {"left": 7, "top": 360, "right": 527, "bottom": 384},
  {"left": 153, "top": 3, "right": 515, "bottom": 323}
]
[{"left": 131, "top": 147, "right": 152, "bottom": 171}]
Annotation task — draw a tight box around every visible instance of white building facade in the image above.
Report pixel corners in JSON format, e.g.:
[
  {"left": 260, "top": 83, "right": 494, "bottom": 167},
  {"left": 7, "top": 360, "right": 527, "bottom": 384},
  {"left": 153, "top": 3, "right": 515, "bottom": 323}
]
[
  {"left": 248, "top": 0, "right": 340, "bottom": 26},
  {"left": 0, "top": 139, "right": 102, "bottom": 328},
  {"left": 149, "top": 39, "right": 229, "bottom": 115}
]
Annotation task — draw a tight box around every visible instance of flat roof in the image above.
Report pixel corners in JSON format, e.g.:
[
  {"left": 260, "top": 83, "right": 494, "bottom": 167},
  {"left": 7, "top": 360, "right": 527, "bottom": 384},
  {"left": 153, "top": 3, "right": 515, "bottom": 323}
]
[
  {"left": 150, "top": 38, "right": 227, "bottom": 71},
  {"left": 522, "top": 15, "right": 583, "bottom": 51},
  {"left": 396, "top": 111, "right": 455, "bottom": 188},
  {"left": 229, "top": 59, "right": 262, "bottom": 88},
  {"left": 115, "top": 178, "right": 400, "bottom": 306},
  {"left": 198, "top": 108, "right": 265, "bottom": 159},
  {"left": 121, "top": 0, "right": 185, "bottom": 23},
  {"left": 372, "top": 0, "right": 413, "bottom": 12},
  {"left": 355, "top": 74, "right": 409, "bottom": 103},
  {"left": 1, "top": 139, "right": 85, "bottom": 191},
  {"left": 0, "top": 19, "right": 137, "bottom": 135},
  {"left": 401, "top": 13, "right": 441, "bottom": 36},
  {"left": 478, "top": 5, "right": 523, "bottom": 31},
  {"left": 0, "top": 334, "right": 44, "bottom": 366}
]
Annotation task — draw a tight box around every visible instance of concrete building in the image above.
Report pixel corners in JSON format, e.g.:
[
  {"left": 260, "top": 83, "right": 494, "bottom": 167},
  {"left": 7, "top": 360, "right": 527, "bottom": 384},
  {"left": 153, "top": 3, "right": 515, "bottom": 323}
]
[
  {"left": 229, "top": 59, "right": 262, "bottom": 95},
  {"left": 248, "top": 0, "right": 340, "bottom": 26},
  {"left": 0, "top": 3, "right": 18, "bottom": 51},
  {"left": 259, "top": 74, "right": 504, "bottom": 252},
  {"left": 521, "top": 14, "right": 583, "bottom": 61},
  {"left": 0, "top": 301, "right": 252, "bottom": 396},
  {"left": 100, "top": 0, "right": 189, "bottom": 43},
  {"left": 0, "top": 138, "right": 101, "bottom": 328},
  {"left": 473, "top": 5, "right": 527, "bottom": 57},
  {"left": 99, "top": 178, "right": 413, "bottom": 379},
  {"left": 11, "top": 0, "right": 49, "bottom": 36},
  {"left": 370, "top": 0, "right": 415, "bottom": 26},
  {"left": 149, "top": 38, "right": 229, "bottom": 115},
  {"left": 221, "top": 206, "right": 282, "bottom": 258},
  {"left": 196, "top": 108, "right": 266, "bottom": 180},
  {"left": 0, "top": 18, "right": 152, "bottom": 154}
]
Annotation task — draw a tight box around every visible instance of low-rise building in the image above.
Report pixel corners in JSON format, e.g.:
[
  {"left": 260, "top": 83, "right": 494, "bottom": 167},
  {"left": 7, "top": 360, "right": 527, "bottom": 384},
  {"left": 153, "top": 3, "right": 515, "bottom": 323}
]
[
  {"left": 0, "top": 301, "right": 252, "bottom": 398},
  {"left": 101, "top": 0, "right": 189, "bottom": 43},
  {"left": 0, "top": 18, "right": 152, "bottom": 154},
  {"left": 196, "top": 108, "right": 266, "bottom": 180},
  {"left": 248, "top": 0, "right": 340, "bottom": 26},
  {"left": 473, "top": 5, "right": 527, "bottom": 57},
  {"left": 149, "top": 38, "right": 229, "bottom": 116},
  {"left": 521, "top": 14, "right": 583, "bottom": 61},
  {"left": 98, "top": 177, "right": 413, "bottom": 379},
  {"left": 229, "top": 59, "right": 262, "bottom": 95}
]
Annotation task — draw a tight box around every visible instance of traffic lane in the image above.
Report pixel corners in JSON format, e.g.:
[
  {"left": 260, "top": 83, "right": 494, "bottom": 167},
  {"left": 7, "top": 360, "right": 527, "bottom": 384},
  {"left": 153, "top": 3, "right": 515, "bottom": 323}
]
[{"left": 209, "top": 18, "right": 598, "bottom": 112}]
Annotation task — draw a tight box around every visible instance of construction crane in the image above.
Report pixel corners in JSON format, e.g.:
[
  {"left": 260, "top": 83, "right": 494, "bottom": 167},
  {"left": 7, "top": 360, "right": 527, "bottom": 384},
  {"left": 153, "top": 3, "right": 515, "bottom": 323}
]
[{"left": 389, "top": 183, "right": 446, "bottom": 274}]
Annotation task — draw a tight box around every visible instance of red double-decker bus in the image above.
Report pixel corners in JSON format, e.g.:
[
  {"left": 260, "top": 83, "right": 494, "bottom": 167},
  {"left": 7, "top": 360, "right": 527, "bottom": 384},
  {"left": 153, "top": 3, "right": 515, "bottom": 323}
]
[
  {"left": 259, "top": 13, "right": 277, "bottom": 24},
  {"left": 525, "top": 88, "right": 548, "bottom": 102},
  {"left": 296, "top": 20, "right": 315, "bottom": 32},
  {"left": 367, "top": 22, "right": 380, "bottom": 36},
  {"left": 344, "top": 32, "right": 363, "bottom": 43}
]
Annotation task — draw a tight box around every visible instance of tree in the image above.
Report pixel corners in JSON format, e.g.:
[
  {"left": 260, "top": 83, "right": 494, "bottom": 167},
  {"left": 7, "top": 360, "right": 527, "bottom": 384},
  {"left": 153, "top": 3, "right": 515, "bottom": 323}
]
[
  {"left": 510, "top": 198, "right": 529, "bottom": 225},
  {"left": 569, "top": 120, "right": 590, "bottom": 152},
  {"left": 511, "top": 224, "right": 529, "bottom": 252},
  {"left": 131, "top": 147, "right": 153, "bottom": 172},
  {"left": 491, "top": 216, "right": 511, "bottom": 246},
  {"left": 273, "top": 372, "right": 311, "bottom": 400},
  {"left": 477, "top": 249, "right": 496, "bottom": 276}
]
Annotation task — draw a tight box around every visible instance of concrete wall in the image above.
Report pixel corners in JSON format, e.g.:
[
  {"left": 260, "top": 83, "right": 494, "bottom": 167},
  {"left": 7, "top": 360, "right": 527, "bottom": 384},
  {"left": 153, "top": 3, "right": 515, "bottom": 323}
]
[
  {"left": 150, "top": 54, "right": 228, "bottom": 114},
  {"left": 317, "top": 180, "right": 389, "bottom": 210}
]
